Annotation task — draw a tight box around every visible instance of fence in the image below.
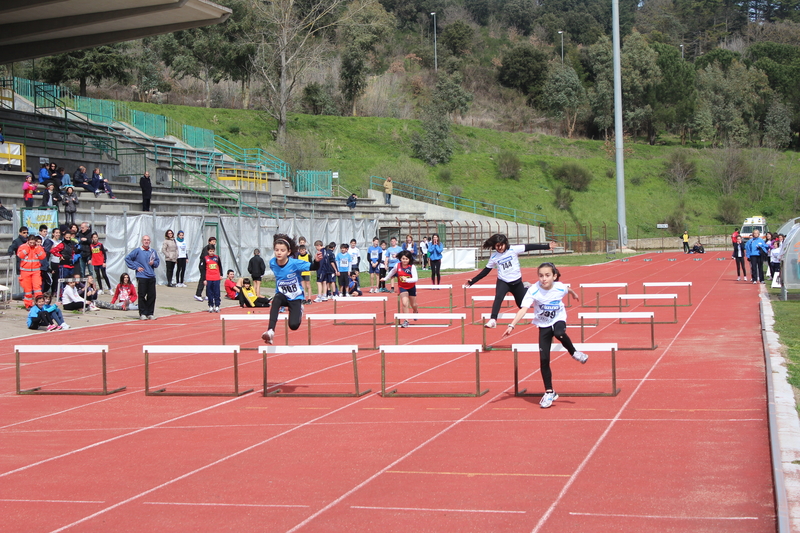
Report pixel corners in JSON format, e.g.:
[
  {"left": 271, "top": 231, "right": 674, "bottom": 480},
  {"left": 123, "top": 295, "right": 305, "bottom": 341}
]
[{"left": 293, "top": 170, "right": 332, "bottom": 197}]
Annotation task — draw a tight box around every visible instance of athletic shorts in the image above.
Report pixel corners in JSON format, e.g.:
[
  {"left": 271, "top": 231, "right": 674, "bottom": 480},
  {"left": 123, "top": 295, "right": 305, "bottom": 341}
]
[
  {"left": 251, "top": 276, "right": 262, "bottom": 282},
  {"left": 399, "top": 286, "right": 417, "bottom": 297},
  {"left": 326, "top": 273, "right": 336, "bottom": 284},
  {"left": 316, "top": 271, "right": 328, "bottom": 282},
  {"left": 369, "top": 263, "right": 380, "bottom": 274},
  {"left": 301, "top": 275, "right": 310, "bottom": 282}
]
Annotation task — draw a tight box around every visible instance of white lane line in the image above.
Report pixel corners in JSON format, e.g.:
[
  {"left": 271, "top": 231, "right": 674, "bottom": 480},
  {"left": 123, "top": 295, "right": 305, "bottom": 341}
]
[
  {"left": 530, "top": 271, "right": 724, "bottom": 533},
  {"left": 0, "top": 498, "right": 104, "bottom": 504},
  {"left": 569, "top": 512, "right": 758, "bottom": 520},
  {"left": 351, "top": 505, "right": 525, "bottom": 514},
  {"left": 143, "top": 501, "right": 310, "bottom": 508}
]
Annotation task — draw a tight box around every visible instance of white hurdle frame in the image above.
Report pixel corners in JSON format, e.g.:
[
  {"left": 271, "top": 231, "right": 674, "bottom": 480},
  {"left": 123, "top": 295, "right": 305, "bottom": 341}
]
[
  {"left": 404, "top": 284, "right": 454, "bottom": 312},
  {"left": 15, "top": 344, "right": 125, "bottom": 395},
  {"left": 511, "top": 343, "right": 620, "bottom": 398},
  {"left": 260, "top": 345, "right": 368, "bottom": 397},
  {"left": 642, "top": 282, "right": 693, "bottom": 306},
  {"left": 394, "top": 313, "right": 466, "bottom": 344},
  {"left": 305, "top": 313, "right": 378, "bottom": 349},
  {"left": 333, "top": 296, "right": 388, "bottom": 324},
  {"left": 480, "top": 312, "right": 536, "bottom": 351},
  {"left": 143, "top": 345, "right": 253, "bottom": 397},
  {"left": 470, "top": 295, "right": 515, "bottom": 323},
  {"left": 462, "top": 283, "right": 495, "bottom": 307},
  {"left": 617, "top": 294, "right": 678, "bottom": 324},
  {"left": 578, "top": 311, "right": 657, "bottom": 350},
  {"left": 580, "top": 282, "right": 629, "bottom": 309},
  {"left": 379, "top": 344, "right": 487, "bottom": 397},
  {"left": 220, "top": 314, "right": 287, "bottom": 348}
]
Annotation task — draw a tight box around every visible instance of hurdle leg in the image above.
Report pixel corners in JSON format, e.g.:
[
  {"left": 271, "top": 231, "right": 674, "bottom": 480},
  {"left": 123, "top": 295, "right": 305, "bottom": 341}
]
[
  {"left": 580, "top": 317, "right": 586, "bottom": 342},
  {"left": 514, "top": 349, "right": 525, "bottom": 396},
  {"left": 672, "top": 297, "right": 678, "bottom": 323},
  {"left": 395, "top": 318, "right": 400, "bottom": 344},
  {"left": 262, "top": 350, "right": 268, "bottom": 396},
  {"left": 448, "top": 288, "right": 453, "bottom": 312},
  {"left": 611, "top": 348, "right": 619, "bottom": 396},
  {"left": 352, "top": 349, "right": 371, "bottom": 397},
  {"left": 101, "top": 349, "right": 126, "bottom": 395},
  {"left": 221, "top": 318, "right": 227, "bottom": 345},
  {"left": 461, "top": 317, "right": 465, "bottom": 344},
  {"left": 382, "top": 300, "right": 387, "bottom": 325},
  {"left": 307, "top": 317, "right": 312, "bottom": 346},
  {"left": 372, "top": 317, "right": 377, "bottom": 350},
  {"left": 651, "top": 316, "right": 657, "bottom": 349},
  {"left": 474, "top": 349, "right": 489, "bottom": 396},
  {"left": 233, "top": 350, "right": 253, "bottom": 396}
]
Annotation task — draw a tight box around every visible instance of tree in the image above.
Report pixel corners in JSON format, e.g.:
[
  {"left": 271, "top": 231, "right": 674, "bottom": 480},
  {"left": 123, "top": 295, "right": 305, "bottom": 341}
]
[
  {"left": 432, "top": 72, "right": 472, "bottom": 116},
  {"left": 251, "top": 0, "right": 375, "bottom": 144},
  {"left": 300, "top": 82, "right": 339, "bottom": 115},
  {"left": 130, "top": 39, "right": 172, "bottom": 102},
  {"left": 412, "top": 100, "right": 454, "bottom": 166},
  {"left": 497, "top": 44, "right": 550, "bottom": 103},
  {"left": 441, "top": 21, "right": 474, "bottom": 55},
  {"left": 650, "top": 42, "right": 696, "bottom": 144},
  {"left": 620, "top": 31, "right": 661, "bottom": 142},
  {"left": 763, "top": 98, "right": 792, "bottom": 148},
  {"left": 40, "top": 44, "right": 132, "bottom": 96},
  {"left": 540, "top": 63, "right": 587, "bottom": 138}
]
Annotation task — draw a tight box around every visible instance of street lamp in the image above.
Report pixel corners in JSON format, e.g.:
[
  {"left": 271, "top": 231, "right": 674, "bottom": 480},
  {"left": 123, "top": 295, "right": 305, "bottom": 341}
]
[
  {"left": 558, "top": 31, "right": 564, "bottom": 64},
  {"left": 431, "top": 12, "right": 437, "bottom": 72},
  {"left": 680, "top": 44, "right": 684, "bottom": 59}
]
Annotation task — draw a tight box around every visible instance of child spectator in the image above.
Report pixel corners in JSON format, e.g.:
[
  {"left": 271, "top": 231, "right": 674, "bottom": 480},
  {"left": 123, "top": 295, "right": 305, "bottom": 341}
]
[
  {"left": 247, "top": 248, "right": 266, "bottom": 297},
  {"left": 335, "top": 243, "right": 351, "bottom": 296},
  {"left": 385, "top": 237, "right": 403, "bottom": 293},
  {"left": 367, "top": 237, "right": 382, "bottom": 293},
  {"left": 90, "top": 232, "right": 111, "bottom": 294},
  {"left": 347, "top": 271, "right": 363, "bottom": 296},
  {"left": 75, "top": 273, "right": 99, "bottom": 309},
  {"left": 51, "top": 230, "right": 76, "bottom": 288},
  {"left": 349, "top": 239, "right": 360, "bottom": 273},
  {"left": 420, "top": 236, "right": 429, "bottom": 270},
  {"left": 27, "top": 295, "right": 58, "bottom": 331},
  {"left": 175, "top": 230, "right": 188, "bottom": 287},
  {"left": 327, "top": 242, "right": 339, "bottom": 297},
  {"left": 224, "top": 269, "right": 239, "bottom": 299},
  {"left": 61, "top": 278, "right": 88, "bottom": 311},
  {"left": 378, "top": 240, "right": 388, "bottom": 292},
  {"left": 236, "top": 278, "right": 271, "bottom": 308},
  {"left": 62, "top": 186, "right": 78, "bottom": 226},
  {"left": 296, "top": 243, "right": 313, "bottom": 304},
  {"left": 201, "top": 244, "right": 222, "bottom": 312},
  {"left": 111, "top": 273, "right": 137, "bottom": 310},
  {"left": 22, "top": 174, "right": 36, "bottom": 208},
  {"left": 43, "top": 294, "right": 69, "bottom": 330},
  {"left": 313, "top": 240, "right": 330, "bottom": 302}
]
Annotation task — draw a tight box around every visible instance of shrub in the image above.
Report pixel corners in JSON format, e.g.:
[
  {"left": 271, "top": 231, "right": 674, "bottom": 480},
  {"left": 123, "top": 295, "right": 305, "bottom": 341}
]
[
  {"left": 449, "top": 185, "right": 463, "bottom": 197},
  {"left": 553, "top": 186, "right": 573, "bottom": 210},
  {"left": 663, "top": 149, "right": 696, "bottom": 194},
  {"left": 439, "top": 168, "right": 452, "bottom": 182},
  {"left": 665, "top": 206, "right": 687, "bottom": 235},
  {"left": 717, "top": 196, "right": 741, "bottom": 224},
  {"left": 553, "top": 162, "right": 593, "bottom": 191},
  {"left": 497, "top": 151, "right": 521, "bottom": 180}
]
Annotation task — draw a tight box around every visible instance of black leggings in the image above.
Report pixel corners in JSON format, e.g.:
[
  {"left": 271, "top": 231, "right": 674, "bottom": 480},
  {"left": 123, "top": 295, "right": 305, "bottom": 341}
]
[
  {"left": 94, "top": 265, "right": 111, "bottom": 290},
  {"left": 268, "top": 292, "right": 303, "bottom": 331},
  {"left": 538, "top": 320, "right": 577, "bottom": 391},
  {"left": 176, "top": 258, "right": 187, "bottom": 284},
  {"left": 166, "top": 261, "right": 176, "bottom": 285},
  {"left": 430, "top": 259, "right": 441, "bottom": 285},
  {"left": 63, "top": 301, "right": 84, "bottom": 311},
  {"left": 491, "top": 278, "right": 527, "bottom": 320},
  {"left": 734, "top": 256, "right": 746, "bottom": 277}
]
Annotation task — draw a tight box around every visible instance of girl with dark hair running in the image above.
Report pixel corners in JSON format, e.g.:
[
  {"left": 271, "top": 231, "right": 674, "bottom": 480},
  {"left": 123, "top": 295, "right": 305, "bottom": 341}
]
[
  {"left": 262, "top": 234, "right": 313, "bottom": 344},
  {"left": 501, "top": 262, "right": 587, "bottom": 408},
  {"left": 382, "top": 250, "right": 419, "bottom": 328},
  {"left": 428, "top": 234, "right": 443, "bottom": 285},
  {"left": 463, "top": 233, "right": 555, "bottom": 328}
]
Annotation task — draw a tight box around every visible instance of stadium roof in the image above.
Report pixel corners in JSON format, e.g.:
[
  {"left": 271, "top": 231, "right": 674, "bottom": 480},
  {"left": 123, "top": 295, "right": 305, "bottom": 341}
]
[{"left": 0, "top": 0, "right": 232, "bottom": 64}]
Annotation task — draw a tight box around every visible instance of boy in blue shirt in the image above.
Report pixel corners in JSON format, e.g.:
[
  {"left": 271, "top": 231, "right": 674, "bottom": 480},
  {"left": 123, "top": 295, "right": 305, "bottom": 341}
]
[
  {"left": 347, "top": 271, "right": 362, "bottom": 296},
  {"left": 367, "top": 237, "right": 382, "bottom": 293},
  {"left": 335, "top": 243, "right": 352, "bottom": 296},
  {"left": 384, "top": 237, "right": 403, "bottom": 293}
]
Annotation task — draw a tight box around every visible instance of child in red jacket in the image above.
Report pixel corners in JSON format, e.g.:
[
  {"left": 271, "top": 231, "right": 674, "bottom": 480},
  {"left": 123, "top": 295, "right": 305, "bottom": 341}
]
[{"left": 111, "top": 273, "right": 137, "bottom": 310}]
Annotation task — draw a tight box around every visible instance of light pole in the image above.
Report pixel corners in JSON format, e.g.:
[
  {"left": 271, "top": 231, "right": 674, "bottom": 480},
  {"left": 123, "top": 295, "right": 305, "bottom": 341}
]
[
  {"left": 680, "top": 44, "right": 684, "bottom": 59},
  {"left": 431, "top": 12, "right": 437, "bottom": 72},
  {"left": 558, "top": 31, "right": 564, "bottom": 64}
]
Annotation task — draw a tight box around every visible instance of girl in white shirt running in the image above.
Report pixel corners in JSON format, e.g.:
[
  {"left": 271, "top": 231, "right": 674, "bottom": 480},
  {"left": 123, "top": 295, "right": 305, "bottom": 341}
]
[
  {"left": 464, "top": 233, "right": 555, "bottom": 328},
  {"left": 502, "top": 262, "right": 587, "bottom": 408}
]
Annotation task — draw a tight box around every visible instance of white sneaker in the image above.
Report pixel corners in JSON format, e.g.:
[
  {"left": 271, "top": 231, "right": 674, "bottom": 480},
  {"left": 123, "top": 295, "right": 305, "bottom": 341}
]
[
  {"left": 60, "top": 323, "right": 70, "bottom": 330},
  {"left": 97, "top": 289, "right": 103, "bottom": 295},
  {"left": 737, "top": 277, "right": 740, "bottom": 281},
  {"left": 262, "top": 329, "right": 274, "bottom": 344},
  {"left": 484, "top": 318, "right": 496, "bottom": 328},
  {"left": 401, "top": 319, "right": 409, "bottom": 328},
  {"left": 203, "top": 296, "right": 208, "bottom": 301},
  {"left": 313, "top": 297, "right": 323, "bottom": 303},
  {"left": 208, "top": 307, "right": 214, "bottom": 313},
  {"left": 744, "top": 277, "right": 748, "bottom": 281},
  {"left": 540, "top": 391, "right": 558, "bottom": 408},
  {"left": 572, "top": 351, "right": 588, "bottom": 364},
  {"left": 194, "top": 295, "right": 203, "bottom": 301},
  {"left": 214, "top": 306, "right": 220, "bottom": 313}
]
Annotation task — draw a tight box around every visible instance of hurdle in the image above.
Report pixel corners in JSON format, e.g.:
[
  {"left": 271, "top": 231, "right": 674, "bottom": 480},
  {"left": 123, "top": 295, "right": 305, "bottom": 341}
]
[
  {"left": 397, "top": 284, "right": 453, "bottom": 312},
  {"left": 480, "top": 312, "right": 536, "bottom": 351},
  {"left": 578, "top": 311, "right": 657, "bottom": 350},
  {"left": 394, "top": 313, "right": 466, "bottom": 344},
  {"left": 470, "top": 295, "right": 515, "bottom": 323},
  {"left": 15, "top": 345, "right": 125, "bottom": 395},
  {"left": 333, "top": 296, "right": 389, "bottom": 324},
  {"left": 580, "top": 283, "right": 629, "bottom": 308},
  {"left": 380, "top": 344, "right": 488, "bottom": 397},
  {"left": 306, "top": 313, "right": 377, "bottom": 349},
  {"left": 462, "top": 283, "right": 495, "bottom": 307},
  {"left": 617, "top": 293, "right": 678, "bottom": 323},
  {"left": 642, "top": 281, "right": 693, "bottom": 306},
  {"left": 220, "top": 314, "right": 288, "bottom": 348},
  {"left": 143, "top": 345, "right": 253, "bottom": 396},
  {"left": 512, "top": 343, "right": 620, "bottom": 398},
  {"left": 261, "top": 345, "right": 369, "bottom": 397}
]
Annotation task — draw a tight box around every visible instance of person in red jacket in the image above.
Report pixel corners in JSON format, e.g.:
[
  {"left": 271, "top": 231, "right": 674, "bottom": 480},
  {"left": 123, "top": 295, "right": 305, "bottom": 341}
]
[
  {"left": 111, "top": 273, "right": 138, "bottom": 310},
  {"left": 17, "top": 234, "right": 45, "bottom": 308},
  {"left": 200, "top": 244, "right": 222, "bottom": 312},
  {"left": 89, "top": 233, "right": 111, "bottom": 294}
]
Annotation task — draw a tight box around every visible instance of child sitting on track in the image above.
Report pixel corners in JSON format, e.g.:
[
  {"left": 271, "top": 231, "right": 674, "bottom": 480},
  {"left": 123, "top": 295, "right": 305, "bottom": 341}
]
[
  {"left": 111, "top": 273, "right": 137, "bottom": 310},
  {"left": 262, "top": 234, "right": 315, "bottom": 344},
  {"left": 501, "top": 262, "right": 587, "bottom": 408},
  {"left": 43, "top": 294, "right": 69, "bottom": 330},
  {"left": 382, "top": 250, "right": 418, "bottom": 328},
  {"left": 27, "top": 295, "right": 60, "bottom": 330},
  {"left": 237, "top": 278, "right": 271, "bottom": 308},
  {"left": 347, "top": 271, "right": 363, "bottom": 296}
]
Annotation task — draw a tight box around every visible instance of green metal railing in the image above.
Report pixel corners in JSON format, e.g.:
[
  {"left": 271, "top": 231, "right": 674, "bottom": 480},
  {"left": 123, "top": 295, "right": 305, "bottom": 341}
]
[
  {"left": 214, "top": 135, "right": 290, "bottom": 178},
  {"left": 369, "top": 176, "right": 547, "bottom": 226},
  {"left": 1, "top": 120, "right": 118, "bottom": 160},
  {"left": 293, "top": 170, "right": 332, "bottom": 196}
]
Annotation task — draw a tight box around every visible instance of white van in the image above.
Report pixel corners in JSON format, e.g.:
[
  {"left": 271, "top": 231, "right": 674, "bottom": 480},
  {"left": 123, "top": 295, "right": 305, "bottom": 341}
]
[{"left": 740, "top": 216, "right": 769, "bottom": 240}]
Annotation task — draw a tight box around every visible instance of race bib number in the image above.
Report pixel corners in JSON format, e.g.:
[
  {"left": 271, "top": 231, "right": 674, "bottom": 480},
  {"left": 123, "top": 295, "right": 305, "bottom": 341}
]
[
  {"left": 538, "top": 303, "right": 560, "bottom": 321},
  {"left": 370, "top": 251, "right": 379, "bottom": 259},
  {"left": 208, "top": 263, "right": 218, "bottom": 270},
  {"left": 498, "top": 259, "right": 513, "bottom": 270},
  {"left": 278, "top": 279, "right": 302, "bottom": 299},
  {"left": 339, "top": 259, "right": 349, "bottom": 268}
]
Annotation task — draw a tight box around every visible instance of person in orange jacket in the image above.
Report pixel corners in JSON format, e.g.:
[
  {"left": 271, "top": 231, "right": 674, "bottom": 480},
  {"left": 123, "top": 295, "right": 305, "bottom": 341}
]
[{"left": 17, "top": 234, "right": 45, "bottom": 308}]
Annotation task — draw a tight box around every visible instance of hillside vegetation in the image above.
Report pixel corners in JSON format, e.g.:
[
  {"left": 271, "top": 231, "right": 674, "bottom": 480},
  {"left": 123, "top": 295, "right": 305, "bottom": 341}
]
[{"left": 126, "top": 101, "right": 800, "bottom": 238}]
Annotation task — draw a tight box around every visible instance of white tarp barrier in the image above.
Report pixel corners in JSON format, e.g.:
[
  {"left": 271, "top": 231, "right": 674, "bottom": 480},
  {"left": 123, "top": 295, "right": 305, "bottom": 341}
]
[
  {"left": 441, "top": 248, "right": 476, "bottom": 269},
  {"left": 0, "top": 142, "right": 21, "bottom": 166},
  {"left": 106, "top": 214, "right": 379, "bottom": 285}
]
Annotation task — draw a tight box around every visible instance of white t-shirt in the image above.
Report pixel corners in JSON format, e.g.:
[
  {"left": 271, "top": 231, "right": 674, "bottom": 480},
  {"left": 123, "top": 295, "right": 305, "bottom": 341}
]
[
  {"left": 521, "top": 281, "right": 569, "bottom": 328},
  {"left": 770, "top": 246, "right": 781, "bottom": 263},
  {"left": 349, "top": 246, "right": 360, "bottom": 268},
  {"left": 486, "top": 244, "right": 525, "bottom": 283}
]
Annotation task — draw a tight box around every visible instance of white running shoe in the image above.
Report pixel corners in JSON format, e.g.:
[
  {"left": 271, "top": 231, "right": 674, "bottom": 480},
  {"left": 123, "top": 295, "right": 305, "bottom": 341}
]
[
  {"left": 401, "top": 319, "right": 409, "bottom": 328},
  {"left": 194, "top": 295, "right": 203, "bottom": 301},
  {"left": 572, "top": 351, "right": 589, "bottom": 364},
  {"left": 313, "top": 297, "right": 323, "bottom": 303},
  {"left": 744, "top": 277, "right": 748, "bottom": 281},
  {"left": 485, "top": 318, "right": 497, "bottom": 328},
  {"left": 540, "top": 391, "right": 558, "bottom": 408},
  {"left": 208, "top": 307, "right": 214, "bottom": 313},
  {"left": 215, "top": 306, "right": 220, "bottom": 313},
  {"left": 737, "top": 277, "right": 740, "bottom": 281},
  {"left": 97, "top": 289, "right": 103, "bottom": 295},
  {"left": 262, "top": 329, "right": 274, "bottom": 344},
  {"left": 60, "top": 323, "right": 70, "bottom": 330}
]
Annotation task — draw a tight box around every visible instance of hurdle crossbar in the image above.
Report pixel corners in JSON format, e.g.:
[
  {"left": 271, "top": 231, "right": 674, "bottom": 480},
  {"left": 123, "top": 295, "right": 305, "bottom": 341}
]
[
  {"left": 471, "top": 295, "right": 515, "bottom": 323},
  {"left": 261, "top": 345, "right": 368, "bottom": 397},
  {"left": 333, "top": 296, "right": 388, "bottom": 324},
  {"left": 380, "top": 344, "right": 487, "bottom": 397},
  {"left": 642, "top": 282, "right": 693, "bottom": 306},
  {"left": 618, "top": 294, "right": 678, "bottom": 324},
  {"left": 480, "top": 312, "right": 537, "bottom": 351},
  {"left": 578, "top": 312, "right": 657, "bottom": 350},
  {"left": 220, "top": 314, "right": 288, "bottom": 349},
  {"left": 512, "top": 343, "right": 620, "bottom": 398},
  {"left": 15, "top": 345, "right": 125, "bottom": 395},
  {"left": 579, "top": 283, "right": 629, "bottom": 309},
  {"left": 398, "top": 284, "right": 453, "bottom": 312},
  {"left": 306, "top": 314, "right": 377, "bottom": 349},
  {"left": 394, "top": 313, "right": 466, "bottom": 344},
  {"left": 463, "top": 283, "right": 495, "bottom": 307},
  {"left": 143, "top": 345, "right": 253, "bottom": 396}
]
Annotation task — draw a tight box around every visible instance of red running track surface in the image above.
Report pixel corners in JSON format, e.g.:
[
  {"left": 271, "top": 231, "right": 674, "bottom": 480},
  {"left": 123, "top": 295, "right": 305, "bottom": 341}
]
[{"left": 0, "top": 251, "right": 776, "bottom": 532}]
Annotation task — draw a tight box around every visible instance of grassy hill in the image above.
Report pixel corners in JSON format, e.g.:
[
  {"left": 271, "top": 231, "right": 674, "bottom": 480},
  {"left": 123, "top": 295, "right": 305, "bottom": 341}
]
[{"left": 127, "top": 101, "right": 800, "bottom": 238}]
